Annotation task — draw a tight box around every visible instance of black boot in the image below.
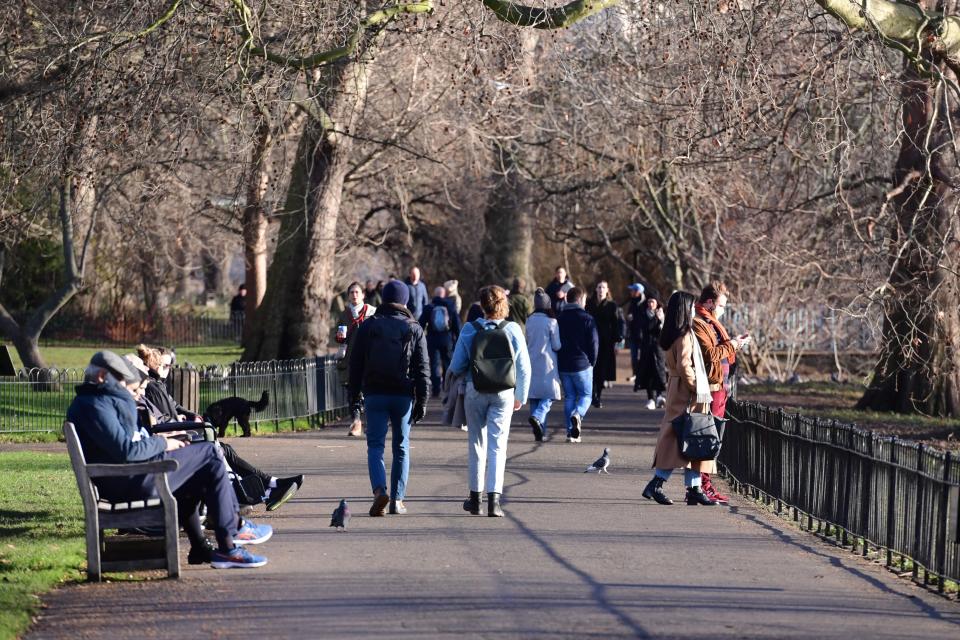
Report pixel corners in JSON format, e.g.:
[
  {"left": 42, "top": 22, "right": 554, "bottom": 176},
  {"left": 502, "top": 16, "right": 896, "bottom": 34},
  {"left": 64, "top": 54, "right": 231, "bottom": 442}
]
[
  {"left": 686, "top": 486, "right": 718, "bottom": 506},
  {"left": 462, "top": 491, "right": 481, "bottom": 515},
  {"left": 642, "top": 477, "right": 674, "bottom": 505},
  {"left": 487, "top": 492, "right": 504, "bottom": 517}
]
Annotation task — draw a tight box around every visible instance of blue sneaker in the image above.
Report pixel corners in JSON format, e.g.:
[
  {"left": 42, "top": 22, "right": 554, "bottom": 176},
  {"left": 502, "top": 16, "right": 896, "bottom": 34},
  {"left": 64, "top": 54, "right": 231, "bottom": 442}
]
[
  {"left": 234, "top": 520, "right": 273, "bottom": 546},
  {"left": 210, "top": 547, "right": 268, "bottom": 569}
]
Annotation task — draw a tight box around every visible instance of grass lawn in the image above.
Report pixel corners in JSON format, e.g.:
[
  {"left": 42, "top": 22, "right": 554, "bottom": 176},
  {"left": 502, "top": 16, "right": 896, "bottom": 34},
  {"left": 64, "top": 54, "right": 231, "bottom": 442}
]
[
  {"left": 738, "top": 381, "right": 960, "bottom": 449},
  {"left": 0, "top": 452, "right": 85, "bottom": 640},
  {"left": 10, "top": 345, "right": 243, "bottom": 371}
]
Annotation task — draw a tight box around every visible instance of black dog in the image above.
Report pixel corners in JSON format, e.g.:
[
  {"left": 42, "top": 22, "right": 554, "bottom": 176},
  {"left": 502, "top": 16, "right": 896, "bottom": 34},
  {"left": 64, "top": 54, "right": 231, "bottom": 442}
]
[{"left": 205, "top": 391, "right": 270, "bottom": 438}]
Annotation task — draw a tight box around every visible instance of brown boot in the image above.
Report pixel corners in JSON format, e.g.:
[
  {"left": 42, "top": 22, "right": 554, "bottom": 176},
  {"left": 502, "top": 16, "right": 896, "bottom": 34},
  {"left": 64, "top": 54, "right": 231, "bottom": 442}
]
[
  {"left": 369, "top": 488, "right": 389, "bottom": 517},
  {"left": 347, "top": 419, "right": 363, "bottom": 437}
]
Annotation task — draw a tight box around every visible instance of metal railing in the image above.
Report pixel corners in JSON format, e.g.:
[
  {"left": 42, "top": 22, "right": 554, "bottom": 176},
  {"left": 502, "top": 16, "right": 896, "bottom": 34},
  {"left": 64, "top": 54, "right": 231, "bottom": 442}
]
[
  {"left": 724, "top": 305, "right": 879, "bottom": 353},
  {"left": 0, "top": 357, "right": 349, "bottom": 434},
  {"left": 38, "top": 311, "right": 244, "bottom": 347},
  {"left": 719, "top": 401, "right": 960, "bottom": 592}
]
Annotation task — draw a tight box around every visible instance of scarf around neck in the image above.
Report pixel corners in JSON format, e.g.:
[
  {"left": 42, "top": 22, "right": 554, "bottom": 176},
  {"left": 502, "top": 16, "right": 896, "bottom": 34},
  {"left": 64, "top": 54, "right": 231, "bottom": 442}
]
[
  {"left": 690, "top": 335, "right": 714, "bottom": 404},
  {"left": 695, "top": 303, "right": 735, "bottom": 365}
]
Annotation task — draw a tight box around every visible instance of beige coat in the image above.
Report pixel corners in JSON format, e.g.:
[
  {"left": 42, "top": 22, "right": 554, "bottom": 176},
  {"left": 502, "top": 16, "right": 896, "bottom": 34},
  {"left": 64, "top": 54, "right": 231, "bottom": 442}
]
[{"left": 651, "top": 332, "right": 716, "bottom": 473}]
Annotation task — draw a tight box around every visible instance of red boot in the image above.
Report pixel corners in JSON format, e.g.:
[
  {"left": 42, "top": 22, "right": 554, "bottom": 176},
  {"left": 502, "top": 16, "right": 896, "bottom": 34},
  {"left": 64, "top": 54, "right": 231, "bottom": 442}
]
[{"left": 700, "top": 473, "right": 729, "bottom": 504}]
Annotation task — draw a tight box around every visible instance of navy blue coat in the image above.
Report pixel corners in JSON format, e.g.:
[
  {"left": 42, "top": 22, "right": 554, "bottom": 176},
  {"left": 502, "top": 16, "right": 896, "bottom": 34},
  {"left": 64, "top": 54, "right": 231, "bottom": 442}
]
[
  {"left": 557, "top": 305, "right": 599, "bottom": 373},
  {"left": 66, "top": 381, "right": 166, "bottom": 465}
]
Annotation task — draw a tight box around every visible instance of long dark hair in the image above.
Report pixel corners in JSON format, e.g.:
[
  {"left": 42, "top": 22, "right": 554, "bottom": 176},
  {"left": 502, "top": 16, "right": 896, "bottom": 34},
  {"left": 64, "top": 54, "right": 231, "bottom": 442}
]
[{"left": 659, "top": 291, "right": 696, "bottom": 350}]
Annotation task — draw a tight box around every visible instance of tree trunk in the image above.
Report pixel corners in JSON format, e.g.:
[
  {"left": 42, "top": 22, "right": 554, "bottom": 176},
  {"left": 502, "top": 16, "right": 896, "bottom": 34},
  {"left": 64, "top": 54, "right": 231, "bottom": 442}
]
[
  {"left": 241, "top": 117, "right": 273, "bottom": 346},
  {"left": 857, "top": 59, "right": 960, "bottom": 416},
  {"left": 479, "top": 31, "right": 539, "bottom": 288},
  {"left": 242, "top": 43, "right": 380, "bottom": 361},
  {"left": 480, "top": 138, "right": 534, "bottom": 287}
]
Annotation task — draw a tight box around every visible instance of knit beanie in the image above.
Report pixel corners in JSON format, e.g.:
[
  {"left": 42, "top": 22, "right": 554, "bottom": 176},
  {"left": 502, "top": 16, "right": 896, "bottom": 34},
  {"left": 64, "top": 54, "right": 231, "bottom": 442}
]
[
  {"left": 533, "top": 288, "right": 551, "bottom": 311},
  {"left": 382, "top": 279, "right": 410, "bottom": 306}
]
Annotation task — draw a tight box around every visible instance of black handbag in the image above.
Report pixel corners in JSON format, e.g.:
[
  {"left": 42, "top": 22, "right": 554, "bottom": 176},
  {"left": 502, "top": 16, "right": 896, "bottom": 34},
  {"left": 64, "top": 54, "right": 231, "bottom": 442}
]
[{"left": 671, "top": 410, "right": 721, "bottom": 461}]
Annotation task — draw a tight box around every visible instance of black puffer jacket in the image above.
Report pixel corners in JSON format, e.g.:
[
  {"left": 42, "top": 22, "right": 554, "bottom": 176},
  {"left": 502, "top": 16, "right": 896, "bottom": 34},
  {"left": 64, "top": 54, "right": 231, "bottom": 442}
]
[
  {"left": 348, "top": 303, "right": 430, "bottom": 402},
  {"left": 144, "top": 370, "right": 198, "bottom": 423}
]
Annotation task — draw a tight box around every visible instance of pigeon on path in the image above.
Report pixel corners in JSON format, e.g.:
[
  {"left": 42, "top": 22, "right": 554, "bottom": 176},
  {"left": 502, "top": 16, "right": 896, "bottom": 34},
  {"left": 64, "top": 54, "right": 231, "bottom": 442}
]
[
  {"left": 330, "top": 499, "right": 351, "bottom": 530},
  {"left": 584, "top": 448, "right": 611, "bottom": 474}
]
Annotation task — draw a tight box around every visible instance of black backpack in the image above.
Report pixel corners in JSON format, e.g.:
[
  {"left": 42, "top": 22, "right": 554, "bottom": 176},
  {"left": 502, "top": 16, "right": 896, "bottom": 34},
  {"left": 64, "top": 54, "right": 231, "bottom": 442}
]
[
  {"left": 363, "top": 318, "right": 414, "bottom": 389},
  {"left": 469, "top": 320, "right": 516, "bottom": 392}
]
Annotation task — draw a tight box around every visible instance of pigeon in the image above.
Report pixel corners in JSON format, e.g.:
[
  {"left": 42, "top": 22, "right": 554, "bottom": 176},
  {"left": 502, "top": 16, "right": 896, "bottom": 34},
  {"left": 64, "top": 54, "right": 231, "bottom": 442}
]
[
  {"left": 330, "top": 499, "right": 351, "bottom": 530},
  {"left": 584, "top": 448, "right": 611, "bottom": 474}
]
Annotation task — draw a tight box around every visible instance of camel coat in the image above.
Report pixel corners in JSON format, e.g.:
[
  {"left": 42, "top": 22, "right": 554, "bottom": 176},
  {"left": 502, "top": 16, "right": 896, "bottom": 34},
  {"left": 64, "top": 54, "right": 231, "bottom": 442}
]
[{"left": 651, "top": 332, "right": 716, "bottom": 473}]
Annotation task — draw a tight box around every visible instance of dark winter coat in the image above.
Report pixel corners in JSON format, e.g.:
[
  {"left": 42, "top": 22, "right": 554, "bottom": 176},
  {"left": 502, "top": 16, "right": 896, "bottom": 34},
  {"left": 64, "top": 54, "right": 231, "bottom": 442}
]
[
  {"left": 507, "top": 293, "right": 532, "bottom": 329},
  {"left": 586, "top": 297, "right": 624, "bottom": 382},
  {"left": 556, "top": 304, "right": 599, "bottom": 373},
  {"left": 420, "top": 296, "right": 461, "bottom": 342},
  {"left": 636, "top": 310, "right": 667, "bottom": 393},
  {"left": 144, "top": 370, "right": 197, "bottom": 423},
  {"left": 349, "top": 303, "right": 430, "bottom": 402},
  {"left": 66, "top": 380, "right": 166, "bottom": 465},
  {"left": 625, "top": 297, "right": 647, "bottom": 343},
  {"left": 545, "top": 278, "right": 574, "bottom": 312}
]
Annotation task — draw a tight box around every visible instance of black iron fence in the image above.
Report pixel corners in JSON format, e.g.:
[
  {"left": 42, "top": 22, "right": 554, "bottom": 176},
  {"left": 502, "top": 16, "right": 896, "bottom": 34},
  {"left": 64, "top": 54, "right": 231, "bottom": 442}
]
[
  {"left": 719, "top": 401, "right": 960, "bottom": 593},
  {"left": 39, "top": 310, "right": 244, "bottom": 347},
  {"left": 0, "top": 356, "right": 349, "bottom": 434}
]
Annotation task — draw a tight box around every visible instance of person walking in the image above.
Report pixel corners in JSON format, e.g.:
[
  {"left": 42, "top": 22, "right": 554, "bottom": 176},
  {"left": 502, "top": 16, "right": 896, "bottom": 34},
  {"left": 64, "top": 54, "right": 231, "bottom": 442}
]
[
  {"left": 624, "top": 283, "right": 646, "bottom": 383},
  {"left": 444, "top": 279, "right": 462, "bottom": 316},
  {"left": 641, "top": 291, "right": 719, "bottom": 506},
  {"left": 692, "top": 281, "right": 751, "bottom": 504},
  {"left": 545, "top": 266, "right": 574, "bottom": 313},
  {"left": 585, "top": 281, "right": 624, "bottom": 409},
  {"left": 556, "top": 287, "right": 598, "bottom": 443},
  {"left": 525, "top": 288, "right": 561, "bottom": 442},
  {"left": 336, "top": 282, "right": 377, "bottom": 437},
  {"left": 364, "top": 279, "right": 382, "bottom": 307},
  {"left": 635, "top": 296, "right": 667, "bottom": 409},
  {"left": 405, "top": 266, "right": 429, "bottom": 322},
  {"left": 506, "top": 277, "right": 532, "bottom": 330},
  {"left": 420, "top": 286, "right": 461, "bottom": 398},
  {"left": 348, "top": 280, "right": 430, "bottom": 517},
  {"left": 449, "top": 285, "right": 530, "bottom": 517}
]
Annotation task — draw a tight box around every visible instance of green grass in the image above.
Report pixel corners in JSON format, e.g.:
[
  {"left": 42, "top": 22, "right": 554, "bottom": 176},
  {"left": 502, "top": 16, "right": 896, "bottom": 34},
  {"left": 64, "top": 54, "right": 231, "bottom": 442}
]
[
  {"left": 0, "top": 452, "right": 85, "bottom": 640},
  {"left": 11, "top": 345, "right": 243, "bottom": 371}
]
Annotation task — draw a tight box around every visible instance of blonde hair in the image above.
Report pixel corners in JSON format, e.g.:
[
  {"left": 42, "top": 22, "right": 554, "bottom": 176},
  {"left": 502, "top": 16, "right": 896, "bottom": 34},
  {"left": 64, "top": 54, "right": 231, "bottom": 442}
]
[
  {"left": 136, "top": 344, "right": 163, "bottom": 371},
  {"left": 479, "top": 285, "right": 509, "bottom": 320}
]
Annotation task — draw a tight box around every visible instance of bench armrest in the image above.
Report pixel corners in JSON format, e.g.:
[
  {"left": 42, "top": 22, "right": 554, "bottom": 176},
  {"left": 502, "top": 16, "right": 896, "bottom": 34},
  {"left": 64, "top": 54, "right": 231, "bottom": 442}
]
[{"left": 85, "top": 459, "right": 179, "bottom": 478}]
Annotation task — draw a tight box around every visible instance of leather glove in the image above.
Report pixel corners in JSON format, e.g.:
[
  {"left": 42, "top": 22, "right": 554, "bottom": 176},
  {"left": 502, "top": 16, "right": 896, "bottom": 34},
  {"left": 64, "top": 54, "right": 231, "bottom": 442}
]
[{"left": 411, "top": 400, "right": 426, "bottom": 425}]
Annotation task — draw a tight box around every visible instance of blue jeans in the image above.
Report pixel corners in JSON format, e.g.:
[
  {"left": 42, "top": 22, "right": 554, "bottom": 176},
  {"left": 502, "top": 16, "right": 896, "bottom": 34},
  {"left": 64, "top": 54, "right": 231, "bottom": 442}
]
[
  {"left": 560, "top": 368, "right": 593, "bottom": 432},
  {"left": 464, "top": 383, "right": 514, "bottom": 493},
  {"left": 427, "top": 333, "right": 453, "bottom": 396},
  {"left": 364, "top": 394, "right": 412, "bottom": 500},
  {"left": 529, "top": 398, "right": 554, "bottom": 427}
]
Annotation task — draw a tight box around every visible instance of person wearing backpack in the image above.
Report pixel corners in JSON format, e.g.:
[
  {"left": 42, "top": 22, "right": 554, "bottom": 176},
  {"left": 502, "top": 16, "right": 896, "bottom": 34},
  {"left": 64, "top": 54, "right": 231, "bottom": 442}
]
[
  {"left": 556, "top": 287, "right": 599, "bottom": 443},
  {"left": 348, "top": 280, "right": 430, "bottom": 517},
  {"left": 420, "top": 286, "right": 461, "bottom": 398},
  {"left": 449, "top": 285, "right": 531, "bottom": 517}
]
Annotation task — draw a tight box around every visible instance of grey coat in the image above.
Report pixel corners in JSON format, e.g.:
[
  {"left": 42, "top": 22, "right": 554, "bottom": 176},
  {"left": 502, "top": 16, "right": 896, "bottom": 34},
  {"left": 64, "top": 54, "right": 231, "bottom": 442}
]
[{"left": 525, "top": 312, "right": 562, "bottom": 400}]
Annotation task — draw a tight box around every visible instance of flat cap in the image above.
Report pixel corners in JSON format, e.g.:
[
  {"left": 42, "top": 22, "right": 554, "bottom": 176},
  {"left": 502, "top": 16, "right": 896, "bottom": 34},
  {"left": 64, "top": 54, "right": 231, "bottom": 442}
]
[{"left": 90, "top": 350, "right": 140, "bottom": 385}]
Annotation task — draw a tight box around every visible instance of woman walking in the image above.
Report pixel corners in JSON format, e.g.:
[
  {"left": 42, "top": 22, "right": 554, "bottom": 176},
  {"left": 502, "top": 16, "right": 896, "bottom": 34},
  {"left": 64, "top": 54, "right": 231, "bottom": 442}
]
[
  {"left": 585, "top": 281, "right": 624, "bottom": 409},
  {"left": 635, "top": 296, "right": 667, "bottom": 409},
  {"left": 450, "top": 285, "right": 531, "bottom": 517},
  {"left": 641, "top": 291, "right": 718, "bottom": 506},
  {"left": 525, "top": 288, "right": 561, "bottom": 442},
  {"left": 336, "top": 281, "right": 377, "bottom": 437}
]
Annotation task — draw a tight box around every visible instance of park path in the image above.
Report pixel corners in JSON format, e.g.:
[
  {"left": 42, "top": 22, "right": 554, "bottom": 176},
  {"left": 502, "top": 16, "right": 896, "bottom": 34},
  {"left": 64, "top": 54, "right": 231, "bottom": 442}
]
[{"left": 27, "top": 384, "right": 960, "bottom": 639}]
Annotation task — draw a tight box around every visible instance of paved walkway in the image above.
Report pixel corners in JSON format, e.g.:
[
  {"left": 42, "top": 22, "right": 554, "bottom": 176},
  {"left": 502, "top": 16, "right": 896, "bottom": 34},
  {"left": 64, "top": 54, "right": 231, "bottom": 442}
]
[{"left": 28, "top": 385, "right": 960, "bottom": 639}]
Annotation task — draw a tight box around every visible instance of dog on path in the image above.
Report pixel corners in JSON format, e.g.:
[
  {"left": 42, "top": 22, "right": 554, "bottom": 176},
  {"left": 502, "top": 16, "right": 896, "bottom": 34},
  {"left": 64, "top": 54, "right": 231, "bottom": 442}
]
[{"left": 205, "top": 390, "right": 269, "bottom": 437}]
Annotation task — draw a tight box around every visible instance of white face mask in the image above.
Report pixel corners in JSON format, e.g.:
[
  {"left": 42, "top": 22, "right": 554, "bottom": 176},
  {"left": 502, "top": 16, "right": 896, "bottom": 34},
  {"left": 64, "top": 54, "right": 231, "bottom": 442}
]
[{"left": 715, "top": 306, "right": 725, "bottom": 319}]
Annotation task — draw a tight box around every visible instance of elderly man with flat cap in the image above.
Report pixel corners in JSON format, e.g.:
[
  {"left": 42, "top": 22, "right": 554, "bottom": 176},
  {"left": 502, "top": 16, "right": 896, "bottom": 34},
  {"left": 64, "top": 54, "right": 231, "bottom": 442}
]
[{"left": 67, "top": 350, "right": 272, "bottom": 569}]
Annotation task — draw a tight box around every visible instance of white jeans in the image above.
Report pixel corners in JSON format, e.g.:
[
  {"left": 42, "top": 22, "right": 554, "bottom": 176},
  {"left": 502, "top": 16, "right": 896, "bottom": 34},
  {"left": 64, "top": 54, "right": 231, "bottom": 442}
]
[{"left": 465, "top": 382, "right": 515, "bottom": 493}]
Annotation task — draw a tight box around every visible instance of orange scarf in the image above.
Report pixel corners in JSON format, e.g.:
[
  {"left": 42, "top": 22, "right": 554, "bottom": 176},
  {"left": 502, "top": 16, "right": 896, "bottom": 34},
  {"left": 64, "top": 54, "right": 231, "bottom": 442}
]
[{"left": 695, "top": 303, "right": 735, "bottom": 364}]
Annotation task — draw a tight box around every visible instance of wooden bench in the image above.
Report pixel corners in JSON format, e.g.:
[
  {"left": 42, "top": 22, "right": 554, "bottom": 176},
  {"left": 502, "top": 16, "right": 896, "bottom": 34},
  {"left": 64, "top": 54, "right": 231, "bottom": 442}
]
[{"left": 63, "top": 422, "right": 180, "bottom": 581}]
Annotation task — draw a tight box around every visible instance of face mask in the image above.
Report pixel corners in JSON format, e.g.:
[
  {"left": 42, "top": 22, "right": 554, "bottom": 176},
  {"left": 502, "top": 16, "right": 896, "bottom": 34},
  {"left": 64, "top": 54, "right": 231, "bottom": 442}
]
[{"left": 715, "top": 307, "right": 725, "bottom": 319}]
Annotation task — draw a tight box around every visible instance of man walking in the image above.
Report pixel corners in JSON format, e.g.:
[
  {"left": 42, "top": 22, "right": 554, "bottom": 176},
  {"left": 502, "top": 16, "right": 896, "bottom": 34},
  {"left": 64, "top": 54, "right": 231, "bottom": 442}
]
[
  {"left": 420, "top": 286, "right": 461, "bottom": 397},
  {"left": 556, "top": 287, "right": 598, "bottom": 443},
  {"left": 349, "top": 280, "right": 430, "bottom": 516},
  {"left": 405, "top": 266, "right": 429, "bottom": 322},
  {"left": 624, "top": 283, "right": 646, "bottom": 386},
  {"left": 692, "top": 282, "right": 751, "bottom": 504}
]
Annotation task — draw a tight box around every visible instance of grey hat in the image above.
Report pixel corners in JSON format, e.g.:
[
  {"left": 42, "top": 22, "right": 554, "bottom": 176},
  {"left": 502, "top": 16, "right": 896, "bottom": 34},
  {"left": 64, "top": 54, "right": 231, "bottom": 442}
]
[
  {"left": 533, "top": 288, "right": 551, "bottom": 311},
  {"left": 90, "top": 350, "right": 140, "bottom": 385}
]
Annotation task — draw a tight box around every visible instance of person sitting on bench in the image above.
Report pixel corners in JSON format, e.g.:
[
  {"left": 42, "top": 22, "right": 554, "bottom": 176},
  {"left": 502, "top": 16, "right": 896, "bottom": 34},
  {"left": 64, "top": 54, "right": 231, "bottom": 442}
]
[{"left": 66, "top": 350, "right": 272, "bottom": 569}]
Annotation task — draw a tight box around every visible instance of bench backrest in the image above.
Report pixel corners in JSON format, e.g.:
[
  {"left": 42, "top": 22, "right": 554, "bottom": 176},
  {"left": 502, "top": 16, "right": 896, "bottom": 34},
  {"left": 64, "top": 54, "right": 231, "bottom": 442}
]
[{"left": 63, "top": 421, "right": 100, "bottom": 515}]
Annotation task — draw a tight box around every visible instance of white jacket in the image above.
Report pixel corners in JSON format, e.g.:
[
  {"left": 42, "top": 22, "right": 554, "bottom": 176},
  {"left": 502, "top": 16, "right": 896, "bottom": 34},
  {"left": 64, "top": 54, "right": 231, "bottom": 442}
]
[{"left": 525, "top": 312, "right": 562, "bottom": 400}]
